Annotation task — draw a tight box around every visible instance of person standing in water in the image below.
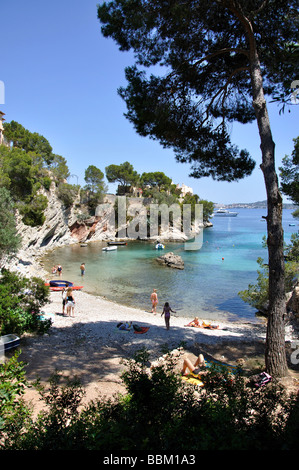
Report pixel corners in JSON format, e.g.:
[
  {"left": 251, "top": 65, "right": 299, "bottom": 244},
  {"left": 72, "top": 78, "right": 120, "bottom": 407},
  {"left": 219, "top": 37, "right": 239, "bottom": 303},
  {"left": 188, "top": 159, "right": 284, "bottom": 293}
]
[
  {"left": 150, "top": 288, "right": 158, "bottom": 314},
  {"left": 161, "top": 302, "right": 176, "bottom": 330},
  {"left": 80, "top": 263, "right": 85, "bottom": 276},
  {"left": 57, "top": 264, "right": 62, "bottom": 277}
]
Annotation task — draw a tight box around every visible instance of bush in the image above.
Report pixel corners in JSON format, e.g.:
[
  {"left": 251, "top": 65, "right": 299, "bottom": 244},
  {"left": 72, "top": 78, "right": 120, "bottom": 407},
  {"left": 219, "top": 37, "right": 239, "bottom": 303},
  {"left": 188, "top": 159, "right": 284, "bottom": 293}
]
[
  {"left": 19, "top": 194, "right": 48, "bottom": 227},
  {"left": 57, "top": 183, "right": 79, "bottom": 208},
  {"left": 0, "top": 352, "right": 33, "bottom": 449},
  {"left": 0, "top": 269, "right": 50, "bottom": 336},
  {"left": 5, "top": 349, "right": 298, "bottom": 451},
  {"left": 42, "top": 176, "right": 52, "bottom": 191}
]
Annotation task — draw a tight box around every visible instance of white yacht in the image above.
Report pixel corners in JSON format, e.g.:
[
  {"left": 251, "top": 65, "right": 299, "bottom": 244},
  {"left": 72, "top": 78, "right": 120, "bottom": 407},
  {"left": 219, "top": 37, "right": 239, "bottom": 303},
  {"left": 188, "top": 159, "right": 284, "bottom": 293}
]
[{"left": 212, "top": 208, "right": 238, "bottom": 217}]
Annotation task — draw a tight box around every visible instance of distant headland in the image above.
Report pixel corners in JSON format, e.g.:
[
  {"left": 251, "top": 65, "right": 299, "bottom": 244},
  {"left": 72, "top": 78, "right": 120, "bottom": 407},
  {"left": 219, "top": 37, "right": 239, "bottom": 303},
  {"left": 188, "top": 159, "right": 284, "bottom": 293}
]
[{"left": 214, "top": 200, "right": 296, "bottom": 210}]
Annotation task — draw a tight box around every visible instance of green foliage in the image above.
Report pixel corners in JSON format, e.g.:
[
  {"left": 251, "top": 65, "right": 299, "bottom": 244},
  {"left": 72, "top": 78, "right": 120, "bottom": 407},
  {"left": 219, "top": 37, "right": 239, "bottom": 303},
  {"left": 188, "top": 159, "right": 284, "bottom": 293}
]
[
  {"left": 0, "top": 120, "right": 73, "bottom": 226},
  {"left": 239, "top": 257, "right": 270, "bottom": 313},
  {"left": 0, "top": 144, "right": 49, "bottom": 227},
  {"left": 4, "top": 349, "right": 298, "bottom": 450},
  {"left": 48, "top": 154, "right": 70, "bottom": 184},
  {"left": 0, "top": 187, "right": 21, "bottom": 263},
  {"left": 57, "top": 183, "right": 80, "bottom": 208},
  {"left": 182, "top": 193, "right": 214, "bottom": 222},
  {"left": 239, "top": 233, "right": 299, "bottom": 313},
  {"left": 105, "top": 161, "right": 139, "bottom": 193},
  {"left": 279, "top": 136, "right": 299, "bottom": 205},
  {"left": 140, "top": 171, "right": 172, "bottom": 191},
  {"left": 42, "top": 176, "right": 52, "bottom": 191},
  {"left": 19, "top": 194, "right": 48, "bottom": 227},
  {"left": 0, "top": 269, "right": 50, "bottom": 336},
  {"left": 49, "top": 155, "right": 70, "bottom": 185},
  {"left": 3, "top": 120, "right": 53, "bottom": 165},
  {"left": 0, "top": 352, "right": 33, "bottom": 448},
  {"left": 285, "top": 233, "right": 299, "bottom": 262},
  {"left": 84, "top": 165, "right": 108, "bottom": 210},
  {"left": 18, "top": 372, "right": 85, "bottom": 451}
]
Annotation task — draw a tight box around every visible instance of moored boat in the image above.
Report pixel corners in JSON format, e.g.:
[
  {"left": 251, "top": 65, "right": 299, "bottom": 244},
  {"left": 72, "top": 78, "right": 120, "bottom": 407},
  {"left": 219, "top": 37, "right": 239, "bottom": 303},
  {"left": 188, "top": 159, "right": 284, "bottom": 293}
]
[
  {"left": 44, "top": 280, "right": 83, "bottom": 291},
  {"left": 155, "top": 243, "right": 165, "bottom": 249},
  {"left": 212, "top": 209, "right": 238, "bottom": 217},
  {"left": 102, "top": 246, "right": 117, "bottom": 251},
  {"left": 0, "top": 334, "right": 20, "bottom": 352},
  {"left": 107, "top": 241, "right": 127, "bottom": 246}
]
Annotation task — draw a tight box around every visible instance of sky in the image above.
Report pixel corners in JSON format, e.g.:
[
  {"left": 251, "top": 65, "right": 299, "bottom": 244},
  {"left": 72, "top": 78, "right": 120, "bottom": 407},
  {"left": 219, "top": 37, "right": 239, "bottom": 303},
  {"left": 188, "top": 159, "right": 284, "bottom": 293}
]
[{"left": 1, "top": 0, "right": 298, "bottom": 204}]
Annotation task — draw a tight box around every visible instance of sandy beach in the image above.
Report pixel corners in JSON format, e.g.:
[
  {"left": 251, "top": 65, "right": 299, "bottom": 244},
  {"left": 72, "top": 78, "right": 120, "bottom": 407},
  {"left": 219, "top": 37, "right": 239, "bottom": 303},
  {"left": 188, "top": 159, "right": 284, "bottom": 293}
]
[{"left": 18, "top": 286, "right": 290, "bottom": 412}]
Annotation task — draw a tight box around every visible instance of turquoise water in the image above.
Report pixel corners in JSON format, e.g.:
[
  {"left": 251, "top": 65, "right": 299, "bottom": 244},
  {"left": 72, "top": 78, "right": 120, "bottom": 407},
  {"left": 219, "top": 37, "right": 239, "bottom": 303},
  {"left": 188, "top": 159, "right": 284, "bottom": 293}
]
[{"left": 43, "top": 208, "right": 298, "bottom": 322}]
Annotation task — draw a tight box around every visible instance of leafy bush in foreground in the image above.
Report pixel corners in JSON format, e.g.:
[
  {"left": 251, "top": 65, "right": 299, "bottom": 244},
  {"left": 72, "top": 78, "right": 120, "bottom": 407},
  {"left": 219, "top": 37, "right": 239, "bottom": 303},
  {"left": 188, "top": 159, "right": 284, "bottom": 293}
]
[
  {"left": 1, "top": 350, "right": 298, "bottom": 451},
  {"left": 0, "top": 269, "right": 50, "bottom": 336}
]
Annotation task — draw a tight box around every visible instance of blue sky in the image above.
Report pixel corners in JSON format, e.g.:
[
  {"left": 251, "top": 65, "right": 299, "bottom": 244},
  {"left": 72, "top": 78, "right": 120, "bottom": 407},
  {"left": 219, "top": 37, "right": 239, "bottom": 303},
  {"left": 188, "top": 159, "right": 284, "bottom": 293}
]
[{"left": 1, "top": 0, "right": 298, "bottom": 204}]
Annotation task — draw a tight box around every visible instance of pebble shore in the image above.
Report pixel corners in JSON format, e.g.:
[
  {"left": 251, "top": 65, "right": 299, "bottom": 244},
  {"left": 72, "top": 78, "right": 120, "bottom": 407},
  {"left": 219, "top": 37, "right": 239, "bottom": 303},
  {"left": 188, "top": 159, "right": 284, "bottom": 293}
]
[{"left": 40, "top": 289, "right": 270, "bottom": 358}]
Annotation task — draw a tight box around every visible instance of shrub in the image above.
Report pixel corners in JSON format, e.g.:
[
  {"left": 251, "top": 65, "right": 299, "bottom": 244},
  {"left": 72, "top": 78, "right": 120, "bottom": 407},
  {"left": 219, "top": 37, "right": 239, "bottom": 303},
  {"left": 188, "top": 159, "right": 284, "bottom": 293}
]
[
  {"left": 19, "top": 194, "right": 48, "bottom": 227},
  {"left": 0, "top": 352, "right": 33, "bottom": 449},
  {"left": 2, "top": 349, "right": 298, "bottom": 450},
  {"left": 57, "top": 183, "right": 79, "bottom": 208},
  {"left": 0, "top": 269, "right": 50, "bottom": 336}
]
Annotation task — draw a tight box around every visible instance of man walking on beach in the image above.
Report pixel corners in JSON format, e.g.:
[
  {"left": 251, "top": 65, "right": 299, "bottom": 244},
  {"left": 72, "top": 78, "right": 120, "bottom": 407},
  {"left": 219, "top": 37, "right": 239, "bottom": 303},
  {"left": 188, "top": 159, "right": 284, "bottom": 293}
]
[{"left": 151, "top": 288, "right": 158, "bottom": 314}]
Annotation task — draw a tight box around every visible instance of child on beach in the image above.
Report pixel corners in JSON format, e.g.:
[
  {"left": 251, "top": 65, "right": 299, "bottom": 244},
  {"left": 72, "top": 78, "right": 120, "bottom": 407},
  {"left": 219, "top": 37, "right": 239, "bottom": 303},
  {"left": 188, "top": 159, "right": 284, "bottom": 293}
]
[
  {"left": 161, "top": 302, "right": 176, "bottom": 330},
  {"left": 66, "top": 287, "right": 75, "bottom": 317}
]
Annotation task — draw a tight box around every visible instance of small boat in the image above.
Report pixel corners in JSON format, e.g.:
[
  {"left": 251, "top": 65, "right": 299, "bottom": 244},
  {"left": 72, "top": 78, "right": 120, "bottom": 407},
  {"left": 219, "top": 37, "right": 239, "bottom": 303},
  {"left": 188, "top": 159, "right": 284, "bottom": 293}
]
[
  {"left": 212, "top": 209, "right": 238, "bottom": 217},
  {"left": 155, "top": 243, "right": 165, "bottom": 249},
  {"left": 107, "top": 241, "right": 127, "bottom": 246},
  {"left": 48, "top": 285, "right": 83, "bottom": 291},
  {"left": 0, "top": 334, "right": 20, "bottom": 352},
  {"left": 289, "top": 223, "right": 295, "bottom": 226},
  {"left": 80, "top": 243, "right": 88, "bottom": 247},
  {"left": 102, "top": 246, "right": 117, "bottom": 251},
  {"left": 44, "top": 280, "right": 83, "bottom": 291},
  {"left": 48, "top": 280, "right": 73, "bottom": 287}
]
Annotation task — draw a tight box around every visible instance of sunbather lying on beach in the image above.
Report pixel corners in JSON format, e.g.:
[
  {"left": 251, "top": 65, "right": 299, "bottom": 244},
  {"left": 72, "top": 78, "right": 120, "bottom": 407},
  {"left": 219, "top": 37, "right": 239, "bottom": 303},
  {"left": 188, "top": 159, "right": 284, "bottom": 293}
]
[
  {"left": 184, "top": 317, "right": 219, "bottom": 329},
  {"left": 181, "top": 353, "right": 206, "bottom": 377},
  {"left": 117, "top": 321, "right": 132, "bottom": 331}
]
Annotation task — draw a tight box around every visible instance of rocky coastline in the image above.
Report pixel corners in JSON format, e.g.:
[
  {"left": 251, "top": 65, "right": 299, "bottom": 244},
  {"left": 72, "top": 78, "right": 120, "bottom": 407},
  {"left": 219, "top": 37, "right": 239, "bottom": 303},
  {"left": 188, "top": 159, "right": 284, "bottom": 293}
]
[{"left": 11, "top": 187, "right": 210, "bottom": 278}]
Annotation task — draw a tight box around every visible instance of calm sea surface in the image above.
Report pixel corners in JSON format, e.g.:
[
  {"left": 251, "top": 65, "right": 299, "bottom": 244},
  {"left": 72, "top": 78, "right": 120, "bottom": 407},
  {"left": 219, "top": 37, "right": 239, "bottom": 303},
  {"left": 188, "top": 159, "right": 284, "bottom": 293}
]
[{"left": 42, "top": 208, "right": 298, "bottom": 323}]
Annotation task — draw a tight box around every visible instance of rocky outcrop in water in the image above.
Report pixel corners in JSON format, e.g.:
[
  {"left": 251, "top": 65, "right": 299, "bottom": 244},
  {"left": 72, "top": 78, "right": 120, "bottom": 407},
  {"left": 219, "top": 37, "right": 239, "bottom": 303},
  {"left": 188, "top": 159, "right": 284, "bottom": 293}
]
[{"left": 156, "top": 252, "right": 184, "bottom": 270}]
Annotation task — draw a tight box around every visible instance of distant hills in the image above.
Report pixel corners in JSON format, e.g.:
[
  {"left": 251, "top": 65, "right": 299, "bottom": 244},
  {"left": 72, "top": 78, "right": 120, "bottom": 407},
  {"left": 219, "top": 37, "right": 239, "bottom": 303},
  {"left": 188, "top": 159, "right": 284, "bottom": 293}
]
[{"left": 214, "top": 200, "right": 296, "bottom": 209}]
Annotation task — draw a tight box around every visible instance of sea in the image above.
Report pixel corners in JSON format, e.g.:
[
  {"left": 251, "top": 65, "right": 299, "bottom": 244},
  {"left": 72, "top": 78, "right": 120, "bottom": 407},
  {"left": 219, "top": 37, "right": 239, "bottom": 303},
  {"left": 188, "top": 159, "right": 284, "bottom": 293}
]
[{"left": 42, "top": 208, "right": 298, "bottom": 323}]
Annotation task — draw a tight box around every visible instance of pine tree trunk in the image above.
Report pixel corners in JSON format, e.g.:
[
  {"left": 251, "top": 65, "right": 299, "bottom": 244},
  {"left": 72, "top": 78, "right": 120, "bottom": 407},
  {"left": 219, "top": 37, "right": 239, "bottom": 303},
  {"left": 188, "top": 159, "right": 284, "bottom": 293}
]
[{"left": 250, "top": 48, "right": 288, "bottom": 377}]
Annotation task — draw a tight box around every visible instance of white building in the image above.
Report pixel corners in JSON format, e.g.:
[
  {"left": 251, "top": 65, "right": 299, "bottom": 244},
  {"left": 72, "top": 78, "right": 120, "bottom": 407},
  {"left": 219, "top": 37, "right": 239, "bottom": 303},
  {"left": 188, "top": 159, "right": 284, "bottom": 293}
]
[{"left": 176, "top": 183, "right": 193, "bottom": 197}]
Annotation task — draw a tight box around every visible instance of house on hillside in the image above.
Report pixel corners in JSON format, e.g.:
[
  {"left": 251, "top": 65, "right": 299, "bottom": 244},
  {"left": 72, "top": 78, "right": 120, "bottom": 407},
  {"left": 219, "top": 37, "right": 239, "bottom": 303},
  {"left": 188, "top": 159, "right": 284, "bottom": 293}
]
[
  {"left": 0, "top": 111, "right": 9, "bottom": 147},
  {"left": 0, "top": 111, "right": 5, "bottom": 144}
]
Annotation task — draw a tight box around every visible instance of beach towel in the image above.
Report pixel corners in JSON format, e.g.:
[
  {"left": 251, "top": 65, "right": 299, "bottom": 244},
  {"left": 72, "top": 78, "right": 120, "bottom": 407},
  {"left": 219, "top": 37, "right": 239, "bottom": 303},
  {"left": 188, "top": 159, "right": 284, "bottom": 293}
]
[
  {"left": 133, "top": 325, "right": 150, "bottom": 334},
  {"left": 181, "top": 375, "right": 204, "bottom": 387},
  {"left": 205, "top": 359, "right": 239, "bottom": 374}
]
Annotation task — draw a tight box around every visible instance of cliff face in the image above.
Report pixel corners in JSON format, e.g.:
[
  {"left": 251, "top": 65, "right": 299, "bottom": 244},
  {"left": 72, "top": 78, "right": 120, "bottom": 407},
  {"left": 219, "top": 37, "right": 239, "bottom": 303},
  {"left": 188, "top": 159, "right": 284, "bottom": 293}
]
[{"left": 13, "top": 185, "right": 114, "bottom": 275}]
